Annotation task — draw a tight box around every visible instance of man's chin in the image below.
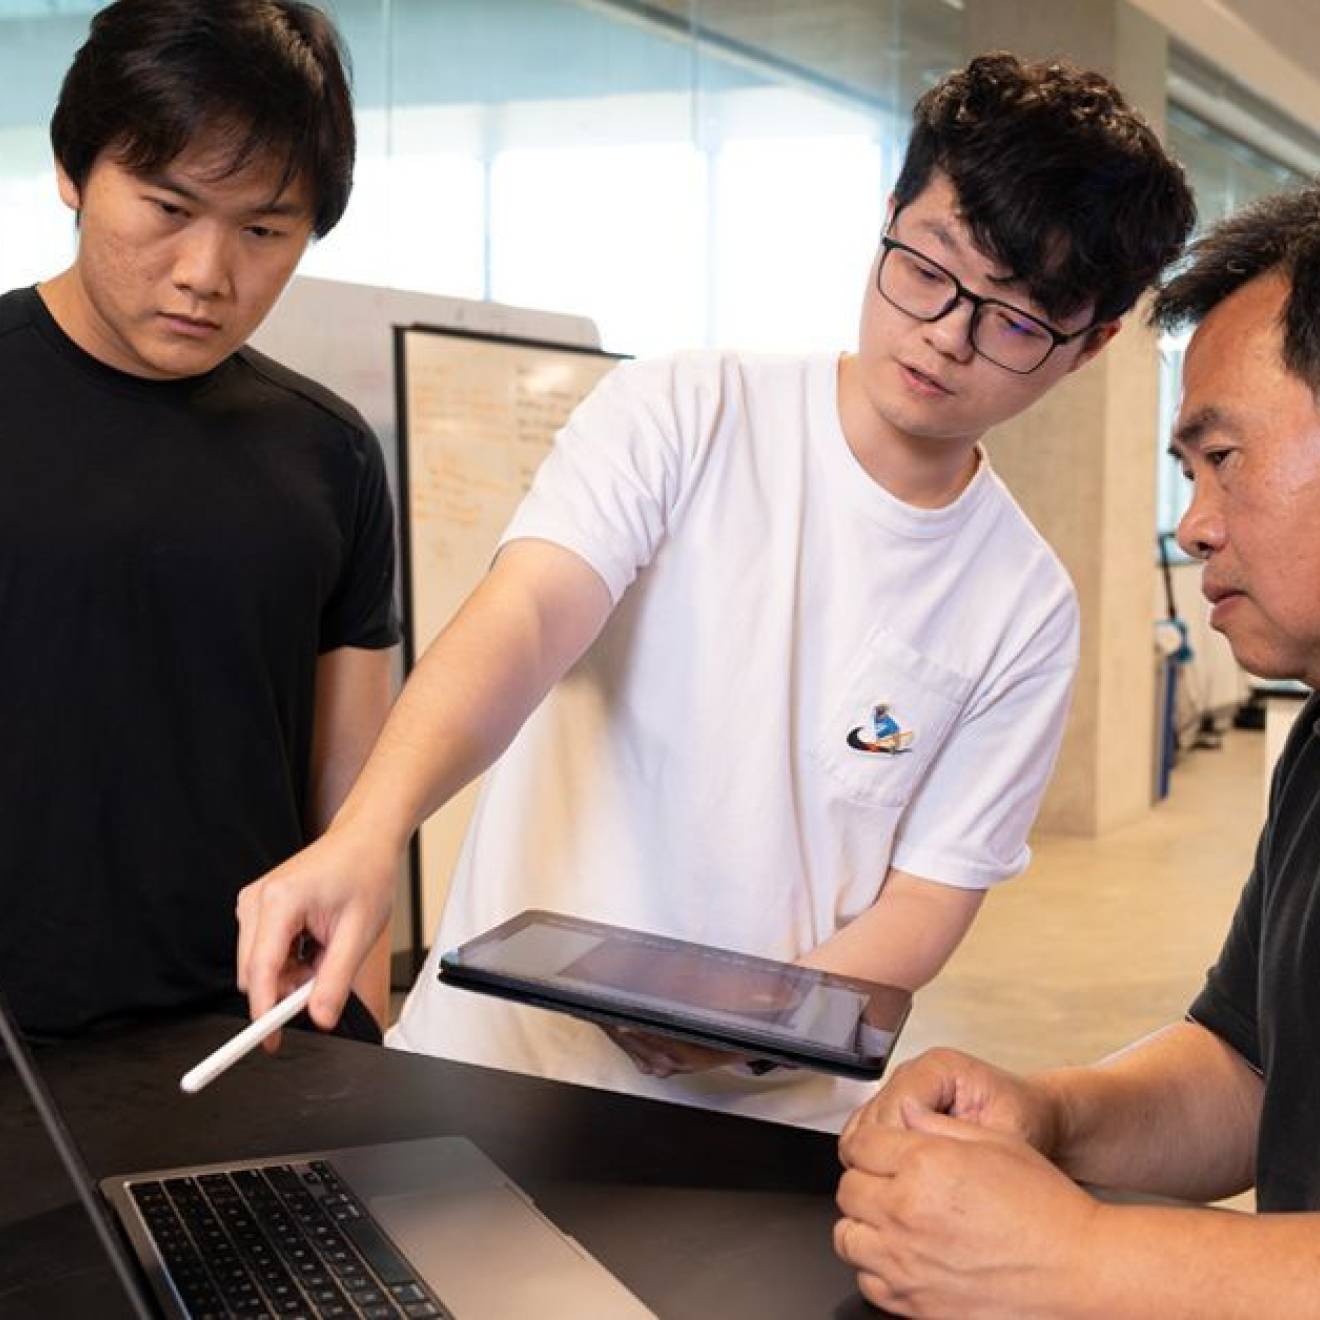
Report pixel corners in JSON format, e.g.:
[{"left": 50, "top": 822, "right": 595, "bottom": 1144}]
[
  {"left": 1222, "top": 636, "right": 1308, "bottom": 686},
  {"left": 136, "top": 340, "right": 233, "bottom": 381}
]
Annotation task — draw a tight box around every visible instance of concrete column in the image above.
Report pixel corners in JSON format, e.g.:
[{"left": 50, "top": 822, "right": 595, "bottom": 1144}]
[{"left": 963, "top": 0, "right": 1169, "bottom": 834}]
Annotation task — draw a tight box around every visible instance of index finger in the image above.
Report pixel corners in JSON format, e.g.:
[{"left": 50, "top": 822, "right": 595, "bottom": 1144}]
[
  {"left": 838, "top": 1081, "right": 920, "bottom": 1152},
  {"left": 839, "top": 1117, "right": 924, "bottom": 1175}
]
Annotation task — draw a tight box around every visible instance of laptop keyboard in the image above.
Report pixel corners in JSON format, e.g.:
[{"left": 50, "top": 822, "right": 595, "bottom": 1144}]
[{"left": 129, "top": 1160, "right": 452, "bottom": 1320}]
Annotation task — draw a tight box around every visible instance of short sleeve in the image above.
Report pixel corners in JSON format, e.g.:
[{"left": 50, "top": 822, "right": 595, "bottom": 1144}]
[
  {"left": 889, "top": 594, "right": 1079, "bottom": 889},
  {"left": 319, "top": 426, "right": 401, "bottom": 653},
  {"left": 497, "top": 358, "right": 700, "bottom": 603},
  {"left": 1186, "top": 852, "right": 1264, "bottom": 1072}
]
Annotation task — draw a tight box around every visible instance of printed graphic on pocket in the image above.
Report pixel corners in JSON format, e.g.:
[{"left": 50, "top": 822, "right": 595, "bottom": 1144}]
[{"left": 845, "top": 702, "right": 914, "bottom": 755}]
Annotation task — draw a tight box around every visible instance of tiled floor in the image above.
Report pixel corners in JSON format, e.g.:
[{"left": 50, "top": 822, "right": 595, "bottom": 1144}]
[{"left": 892, "top": 723, "right": 1264, "bottom": 1076}]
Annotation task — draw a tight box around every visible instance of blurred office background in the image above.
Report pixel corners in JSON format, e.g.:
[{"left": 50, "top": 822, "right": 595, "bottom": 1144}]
[{"left": 3, "top": 0, "right": 1319, "bottom": 835}]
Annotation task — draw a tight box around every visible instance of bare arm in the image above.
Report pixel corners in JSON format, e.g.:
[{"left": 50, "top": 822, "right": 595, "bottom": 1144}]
[
  {"left": 846, "top": 1021, "right": 1261, "bottom": 1204},
  {"left": 237, "top": 539, "right": 614, "bottom": 1029},
  {"left": 304, "top": 644, "right": 395, "bottom": 1030},
  {"left": 1078, "top": 1201, "right": 1320, "bottom": 1319},
  {"left": 800, "top": 867, "right": 984, "bottom": 989},
  {"left": 1039, "top": 1020, "right": 1262, "bottom": 1202},
  {"left": 332, "top": 540, "right": 613, "bottom": 850}
]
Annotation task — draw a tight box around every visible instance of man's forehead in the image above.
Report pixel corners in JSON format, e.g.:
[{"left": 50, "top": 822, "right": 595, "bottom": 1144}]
[
  {"left": 897, "top": 177, "right": 1087, "bottom": 320},
  {"left": 1177, "top": 286, "right": 1320, "bottom": 444},
  {"left": 901, "top": 181, "right": 1016, "bottom": 276},
  {"left": 107, "top": 121, "right": 311, "bottom": 210}
]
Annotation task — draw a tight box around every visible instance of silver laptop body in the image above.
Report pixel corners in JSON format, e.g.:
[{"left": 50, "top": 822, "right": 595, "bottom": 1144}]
[{"left": 1, "top": 994, "right": 653, "bottom": 1319}]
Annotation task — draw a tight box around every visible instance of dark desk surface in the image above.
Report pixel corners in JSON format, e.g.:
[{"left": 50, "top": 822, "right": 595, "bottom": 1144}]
[{"left": 0, "top": 1015, "right": 875, "bottom": 1319}]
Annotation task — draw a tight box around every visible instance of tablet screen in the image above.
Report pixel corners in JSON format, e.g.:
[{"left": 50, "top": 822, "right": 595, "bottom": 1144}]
[{"left": 440, "top": 910, "right": 910, "bottom": 1075}]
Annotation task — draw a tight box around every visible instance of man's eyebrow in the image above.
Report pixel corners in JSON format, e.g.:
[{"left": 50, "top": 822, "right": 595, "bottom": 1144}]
[
  {"left": 245, "top": 198, "right": 308, "bottom": 218},
  {"left": 142, "top": 171, "right": 203, "bottom": 203},
  {"left": 141, "top": 171, "right": 307, "bottom": 217},
  {"left": 911, "top": 216, "right": 1024, "bottom": 291},
  {"left": 985, "top": 269, "right": 1029, "bottom": 292},
  {"left": 1170, "top": 405, "right": 1234, "bottom": 455},
  {"left": 914, "top": 217, "right": 960, "bottom": 255}
]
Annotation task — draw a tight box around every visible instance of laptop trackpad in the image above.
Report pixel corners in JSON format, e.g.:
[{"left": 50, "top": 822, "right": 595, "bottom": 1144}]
[{"left": 370, "top": 1182, "right": 652, "bottom": 1319}]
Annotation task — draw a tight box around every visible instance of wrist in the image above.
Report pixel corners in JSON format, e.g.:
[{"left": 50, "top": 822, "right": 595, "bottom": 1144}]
[
  {"left": 324, "top": 802, "right": 411, "bottom": 882},
  {"left": 1054, "top": 1196, "right": 1122, "bottom": 1319},
  {"left": 1028, "top": 1068, "right": 1078, "bottom": 1164}
]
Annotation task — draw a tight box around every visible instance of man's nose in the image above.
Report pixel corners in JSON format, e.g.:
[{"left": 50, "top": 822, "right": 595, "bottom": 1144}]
[
  {"left": 1175, "top": 484, "right": 1225, "bottom": 561},
  {"left": 923, "top": 294, "right": 976, "bottom": 361},
  {"left": 172, "top": 226, "right": 232, "bottom": 300}
]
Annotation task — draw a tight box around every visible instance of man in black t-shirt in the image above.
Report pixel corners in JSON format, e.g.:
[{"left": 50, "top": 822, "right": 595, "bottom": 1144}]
[
  {"left": 829, "top": 187, "right": 1320, "bottom": 1314},
  {"left": 0, "top": 0, "right": 398, "bottom": 1038}
]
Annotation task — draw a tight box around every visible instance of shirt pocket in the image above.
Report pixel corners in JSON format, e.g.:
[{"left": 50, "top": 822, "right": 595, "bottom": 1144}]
[{"left": 809, "top": 626, "right": 975, "bottom": 810}]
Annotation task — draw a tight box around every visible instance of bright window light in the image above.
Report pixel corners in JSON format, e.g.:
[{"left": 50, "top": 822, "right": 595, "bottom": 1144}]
[
  {"left": 712, "top": 134, "right": 883, "bottom": 353},
  {"left": 490, "top": 140, "right": 707, "bottom": 356}
]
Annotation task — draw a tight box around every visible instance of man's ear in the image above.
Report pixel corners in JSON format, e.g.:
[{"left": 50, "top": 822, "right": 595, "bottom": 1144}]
[
  {"left": 55, "top": 161, "right": 82, "bottom": 216},
  {"left": 1066, "top": 319, "right": 1122, "bottom": 374}
]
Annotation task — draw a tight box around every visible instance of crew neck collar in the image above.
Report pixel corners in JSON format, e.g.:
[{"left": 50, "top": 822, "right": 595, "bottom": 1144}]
[
  {"left": 815, "top": 352, "right": 991, "bottom": 538},
  {"left": 24, "top": 285, "right": 231, "bottom": 399}
]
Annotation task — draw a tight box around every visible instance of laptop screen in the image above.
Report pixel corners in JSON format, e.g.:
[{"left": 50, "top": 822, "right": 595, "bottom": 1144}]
[{"left": 0, "top": 990, "right": 155, "bottom": 1319}]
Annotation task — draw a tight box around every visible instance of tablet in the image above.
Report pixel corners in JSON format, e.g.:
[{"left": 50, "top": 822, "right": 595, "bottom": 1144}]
[{"left": 438, "top": 910, "right": 912, "bottom": 1080}]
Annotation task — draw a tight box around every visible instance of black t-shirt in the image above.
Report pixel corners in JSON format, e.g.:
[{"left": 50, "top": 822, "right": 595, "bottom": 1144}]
[
  {"left": 1188, "top": 691, "right": 1320, "bottom": 1211},
  {"left": 0, "top": 287, "right": 399, "bottom": 1036}
]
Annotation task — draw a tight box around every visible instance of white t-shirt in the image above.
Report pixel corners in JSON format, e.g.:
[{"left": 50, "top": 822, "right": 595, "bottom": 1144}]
[{"left": 390, "top": 352, "right": 1078, "bottom": 1131}]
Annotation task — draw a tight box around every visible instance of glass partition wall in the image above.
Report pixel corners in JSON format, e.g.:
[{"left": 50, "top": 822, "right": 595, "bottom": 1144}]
[
  {"left": 3, "top": 1, "right": 1314, "bottom": 545},
  {"left": 0, "top": 0, "right": 960, "bottom": 356}
]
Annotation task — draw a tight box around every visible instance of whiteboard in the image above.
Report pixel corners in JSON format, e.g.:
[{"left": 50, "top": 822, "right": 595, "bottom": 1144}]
[
  {"left": 251, "top": 276, "right": 601, "bottom": 502},
  {"left": 396, "top": 326, "right": 624, "bottom": 941}
]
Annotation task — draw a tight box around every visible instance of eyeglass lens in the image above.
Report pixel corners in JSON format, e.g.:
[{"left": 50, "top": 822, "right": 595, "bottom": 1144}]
[{"left": 880, "top": 245, "right": 1055, "bottom": 372}]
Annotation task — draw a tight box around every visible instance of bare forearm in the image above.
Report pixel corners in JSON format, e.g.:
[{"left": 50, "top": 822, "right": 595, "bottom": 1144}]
[
  {"left": 801, "top": 869, "right": 984, "bottom": 990},
  {"left": 1040, "top": 1022, "right": 1261, "bottom": 1201},
  {"left": 333, "top": 542, "right": 612, "bottom": 853},
  {"left": 333, "top": 601, "right": 541, "bottom": 849},
  {"left": 1070, "top": 1202, "right": 1320, "bottom": 1320}
]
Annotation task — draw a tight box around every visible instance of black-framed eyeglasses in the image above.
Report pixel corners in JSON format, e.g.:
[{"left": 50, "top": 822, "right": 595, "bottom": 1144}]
[{"left": 877, "top": 235, "right": 1096, "bottom": 375}]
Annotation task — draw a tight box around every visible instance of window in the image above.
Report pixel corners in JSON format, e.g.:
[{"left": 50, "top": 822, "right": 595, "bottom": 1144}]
[{"left": 0, "top": 0, "right": 958, "bottom": 356}]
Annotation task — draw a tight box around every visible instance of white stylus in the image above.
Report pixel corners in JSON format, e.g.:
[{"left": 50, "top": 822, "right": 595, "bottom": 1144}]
[{"left": 179, "top": 980, "right": 314, "bottom": 1095}]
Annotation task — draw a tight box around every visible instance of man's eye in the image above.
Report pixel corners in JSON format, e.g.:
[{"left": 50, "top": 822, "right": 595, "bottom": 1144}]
[
  {"left": 246, "top": 225, "right": 279, "bottom": 240},
  {"left": 995, "top": 310, "right": 1048, "bottom": 341},
  {"left": 898, "top": 253, "right": 943, "bottom": 283},
  {"left": 153, "top": 199, "right": 186, "bottom": 217}
]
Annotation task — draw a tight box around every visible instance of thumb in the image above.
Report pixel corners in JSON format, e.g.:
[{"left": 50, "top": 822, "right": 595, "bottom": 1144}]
[{"left": 901, "top": 1096, "right": 995, "bottom": 1143}]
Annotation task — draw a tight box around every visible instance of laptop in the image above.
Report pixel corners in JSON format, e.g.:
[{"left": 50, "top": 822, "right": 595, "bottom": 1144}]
[{"left": 0, "top": 992, "right": 654, "bottom": 1319}]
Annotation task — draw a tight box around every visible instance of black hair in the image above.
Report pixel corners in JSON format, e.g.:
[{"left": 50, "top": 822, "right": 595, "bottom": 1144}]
[
  {"left": 50, "top": 0, "right": 354, "bottom": 237},
  {"left": 894, "top": 52, "right": 1195, "bottom": 325},
  {"left": 1152, "top": 184, "right": 1320, "bottom": 394}
]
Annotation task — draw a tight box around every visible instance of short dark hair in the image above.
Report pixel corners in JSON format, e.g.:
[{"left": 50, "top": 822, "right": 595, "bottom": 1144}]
[
  {"left": 1152, "top": 184, "right": 1320, "bottom": 394},
  {"left": 50, "top": 0, "right": 354, "bottom": 237},
  {"left": 894, "top": 52, "right": 1195, "bottom": 325}
]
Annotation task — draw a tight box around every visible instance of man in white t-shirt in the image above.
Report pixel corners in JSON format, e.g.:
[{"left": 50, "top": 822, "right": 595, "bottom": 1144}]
[{"left": 236, "top": 54, "right": 1194, "bottom": 1131}]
